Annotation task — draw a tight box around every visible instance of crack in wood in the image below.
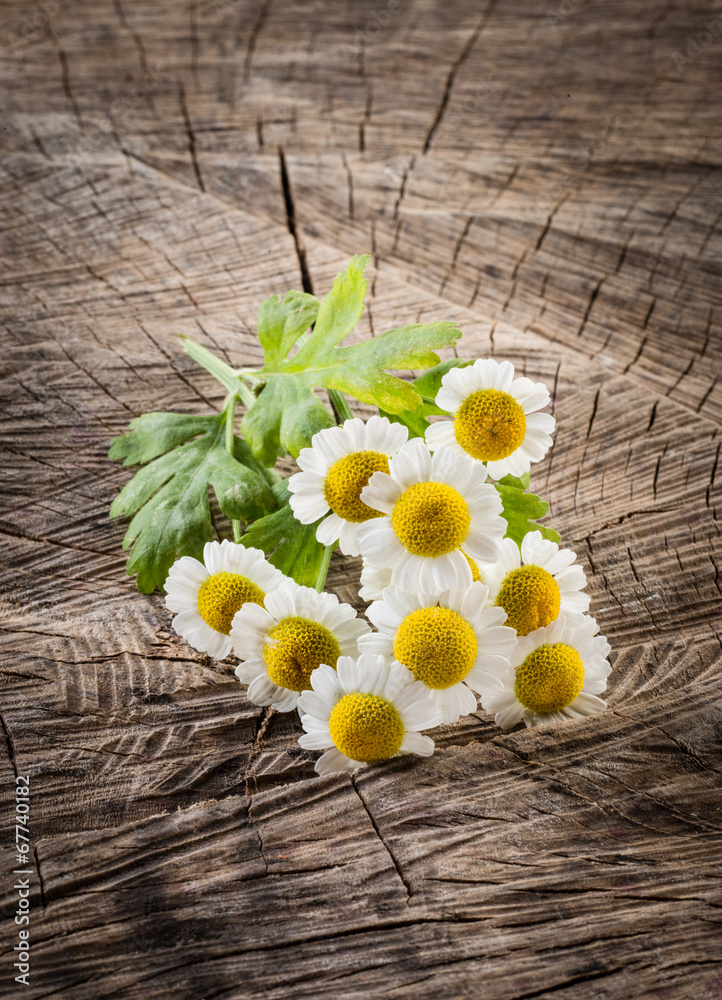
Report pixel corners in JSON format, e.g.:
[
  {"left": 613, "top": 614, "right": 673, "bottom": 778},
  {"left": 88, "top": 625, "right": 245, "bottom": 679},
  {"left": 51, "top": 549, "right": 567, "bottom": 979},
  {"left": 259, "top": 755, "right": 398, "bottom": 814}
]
[
  {"left": 351, "top": 775, "right": 412, "bottom": 902},
  {"left": 244, "top": 0, "right": 272, "bottom": 83},
  {"left": 422, "top": 0, "right": 498, "bottom": 154},
  {"left": 177, "top": 82, "right": 205, "bottom": 193},
  {"left": 278, "top": 147, "right": 313, "bottom": 294}
]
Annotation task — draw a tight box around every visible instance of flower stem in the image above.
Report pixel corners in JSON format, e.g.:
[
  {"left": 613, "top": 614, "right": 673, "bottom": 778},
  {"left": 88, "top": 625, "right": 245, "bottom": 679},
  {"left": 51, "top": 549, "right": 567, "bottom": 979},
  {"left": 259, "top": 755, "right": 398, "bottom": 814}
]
[
  {"left": 328, "top": 388, "right": 353, "bottom": 424},
  {"left": 314, "top": 544, "right": 334, "bottom": 593},
  {"left": 224, "top": 395, "right": 243, "bottom": 543},
  {"left": 181, "top": 335, "right": 257, "bottom": 409}
]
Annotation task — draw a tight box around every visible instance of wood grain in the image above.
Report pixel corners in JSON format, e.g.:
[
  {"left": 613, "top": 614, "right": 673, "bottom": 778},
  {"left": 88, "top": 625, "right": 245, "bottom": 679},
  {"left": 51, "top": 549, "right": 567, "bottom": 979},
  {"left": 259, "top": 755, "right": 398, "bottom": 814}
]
[{"left": 1, "top": 1, "right": 721, "bottom": 997}]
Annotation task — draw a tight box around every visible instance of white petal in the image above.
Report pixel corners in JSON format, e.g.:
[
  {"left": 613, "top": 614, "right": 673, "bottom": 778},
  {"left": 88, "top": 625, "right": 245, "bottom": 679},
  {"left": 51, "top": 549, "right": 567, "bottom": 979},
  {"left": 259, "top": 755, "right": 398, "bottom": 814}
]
[
  {"left": 496, "top": 702, "right": 525, "bottom": 729},
  {"left": 400, "top": 731, "right": 435, "bottom": 756},
  {"left": 298, "top": 690, "right": 334, "bottom": 721},
  {"left": 315, "top": 748, "right": 357, "bottom": 775},
  {"left": 400, "top": 697, "right": 443, "bottom": 730},
  {"left": 338, "top": 519, "right": 361, "bottom": 556},
  {"left": 425, "top": 420, "right": 456, "bottom": 451},
  {"left": 309, "top": 664, "right": 343, "bottom": 706},
  {"left": 168, "top": 555, "right": 209, "bottom": 587},
  {"left": 201, "top": 542, "right": 224, "bottom": 575},
  {"left": 298, "top": 731, "right": 336, "bottom": 750},
  {"left": 247, "top": 674, "right": 278, "bottom": 707}
]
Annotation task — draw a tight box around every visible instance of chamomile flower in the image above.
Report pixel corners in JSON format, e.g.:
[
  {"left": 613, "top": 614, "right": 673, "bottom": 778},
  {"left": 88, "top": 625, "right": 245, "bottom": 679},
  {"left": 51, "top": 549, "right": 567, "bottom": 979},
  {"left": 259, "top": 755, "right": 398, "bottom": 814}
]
[
  {"left": 360, "top": 583, "right": 515, "bottom": 724},
  {"left": 298, "top": 654, "right": 443, "bottom": 775},
  {"left": 426, "top": 359, "right": 555, "bottom": 481},
  {"left": 477, "top": 613, "right": 611, "bottom": 729},
  {"left": 481, "top": 532, "right": 589, "bottom": 636},
  {"left": 230, "top": 583, "right": 370, "bottom": 712},
  {"left": 288, "top": 416, "right": 409, "bottom": 556},
  {"left": 357, "top": 438, "right": 505, "bottom": 592},
  {"left": 164, "top": 540, "right": 288, "bottom": 660}
]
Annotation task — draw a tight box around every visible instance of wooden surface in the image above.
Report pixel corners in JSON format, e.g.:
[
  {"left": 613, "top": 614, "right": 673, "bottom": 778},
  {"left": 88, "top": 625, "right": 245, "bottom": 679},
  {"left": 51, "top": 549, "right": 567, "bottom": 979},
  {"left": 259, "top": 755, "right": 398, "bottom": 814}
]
[{"left": 1, "top": 1, "right": 721, "bottom": 997}]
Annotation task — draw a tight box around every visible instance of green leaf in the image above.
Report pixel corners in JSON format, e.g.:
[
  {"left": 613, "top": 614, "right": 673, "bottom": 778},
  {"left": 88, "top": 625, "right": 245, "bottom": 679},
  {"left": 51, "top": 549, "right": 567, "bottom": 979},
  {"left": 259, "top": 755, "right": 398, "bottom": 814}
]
[
  {"left": 495, "top": 483, "right": 560, "bottom": 546},
  {"left": 322, "top": 322, "right": 462, "bottom": 413},
  {"left": 109, "top": 413, "right": 278, "bottom": 593},
  {"left": 241, "top": 379, "right": 336, "bottom": 466},
  {"left": 413, "top": 358, "right": 472, "bottom": 401},
  {"left": 258, "top": 290, "right": 319, "bottom": 370},
  {"left": 109, "top": 412, "right": 222, "bottom": 466},
  {"left": 240, "top": 482, "right": 327, "bottom": 588},
  {"left": 289, "top": 255, "right": 370, "bottom": 370},
  {"left": 495, "top": 472, "right": 531, "bottom": 492},
  {"left": 242, "top": 256, "right": 463, "bottom": 464}
]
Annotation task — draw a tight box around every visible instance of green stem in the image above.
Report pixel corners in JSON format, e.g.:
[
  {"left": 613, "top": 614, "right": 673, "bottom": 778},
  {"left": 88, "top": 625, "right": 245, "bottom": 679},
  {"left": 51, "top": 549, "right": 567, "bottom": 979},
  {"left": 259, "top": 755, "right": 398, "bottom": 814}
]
[
  {"left": 224, "top": 395, "right": 243, "bottom": 543},
  {"left": 328, "top": 388, "right": 353, "bottom": 424},
  {"left": 181, "top": 335, "right": 242, "bottom": 395},
  {"left": 181, "top": 335, "right": 258, "bottom": 410},
  {"left": 314, "top": 544, "right": 334, "bottom": 593},
  {"left": 235, "top": 378, "right": 257, "bottom": 410}
]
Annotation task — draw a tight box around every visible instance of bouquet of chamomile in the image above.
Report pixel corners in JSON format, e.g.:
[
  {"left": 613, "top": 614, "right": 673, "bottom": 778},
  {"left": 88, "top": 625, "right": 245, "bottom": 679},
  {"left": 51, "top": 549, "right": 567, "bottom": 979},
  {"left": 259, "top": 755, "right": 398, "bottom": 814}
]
[{"left": 109, "top": 256, "right": 611, "bottom": 776}]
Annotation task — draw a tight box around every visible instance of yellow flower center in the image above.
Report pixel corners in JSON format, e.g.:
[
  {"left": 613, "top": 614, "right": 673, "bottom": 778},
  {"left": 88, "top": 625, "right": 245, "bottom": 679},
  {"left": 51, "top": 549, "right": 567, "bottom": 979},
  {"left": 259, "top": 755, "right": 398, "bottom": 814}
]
[
  {"left": 328, "top": 692, "right": 405, "bottom": 763},
  {"left": 263, "top": 616, "right": 341, "bottom": 692},
  {"left": 391, "top": 481, "right": 470, "bottom": 557},
  {"left": 495, "top": 565, "right": 561, "bottom": 636},
  {"left": 323, "top": 451, "right": 390, "bottom": 523},
  {"left": 454, "top": 389, "right": 527, "bottom": 462},
  {"left": 393, "top": 606, "right": 477, "bottom": 689},
  {"left": 514, "top": 643, "right": 584, "bottom": 713},
  {"left": 196, "top": 572, "right": 265, "bottom": 635}
]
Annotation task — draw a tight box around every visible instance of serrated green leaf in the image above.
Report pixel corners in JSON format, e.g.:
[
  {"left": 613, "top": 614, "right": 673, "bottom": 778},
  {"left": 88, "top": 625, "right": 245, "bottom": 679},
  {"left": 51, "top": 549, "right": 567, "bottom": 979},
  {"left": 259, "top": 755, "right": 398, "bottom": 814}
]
[
  {"left": 258, "top": 290, "right": 319, "bottom": 370},
  {"left": 240, "top": 483, "right": 327, "bottom": 588},
  {"left": 109, "top": 413, "right": 278, "bottom": 592},
  {"left": 322, "top": 322, "right": 462, "bottom": 413},
  {"left": 241, "top": 379, "right": 336, "bottom": 465},
  {"left": 289, "top": 255, "right": 369, "bottom": 370},
  {"left": 413, "top": 358, "right": 472, "bottom": 401},
  {"left": 241, "top": 257, "right": 463, "bottom": 464},
  {"left": 232, "top": 435, "right": 282, "bottom": 489},
  {"left": 496, "top": 472, "right": 531, "bottom": 492},
  {"left": 109, "top": 412, "right": 220, "bottom": 466},
  {"left": 495, "top": 483, "right": 560, "bottom": 547}
]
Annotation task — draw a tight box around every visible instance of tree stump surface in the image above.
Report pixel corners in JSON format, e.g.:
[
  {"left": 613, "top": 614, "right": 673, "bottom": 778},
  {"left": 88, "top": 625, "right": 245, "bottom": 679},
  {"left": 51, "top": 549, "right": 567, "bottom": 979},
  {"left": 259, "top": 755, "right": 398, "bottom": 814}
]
[{"left": 1, "top": 1, "right": 721, "bottom": 997}]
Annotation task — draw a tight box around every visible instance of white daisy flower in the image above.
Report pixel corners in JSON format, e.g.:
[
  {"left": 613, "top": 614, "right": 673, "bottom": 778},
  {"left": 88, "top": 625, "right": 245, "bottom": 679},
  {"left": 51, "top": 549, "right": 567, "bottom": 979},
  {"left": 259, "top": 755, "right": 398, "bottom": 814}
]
[
  {"left": 297, "top": 653, "right": 443, "bottom": 775},
  {"left": 164, "top": 540, "right": 288, "bottom": 660},
  {"left": 230, "top": 582, "right": 371, "bottom": 712},
  {"left": 426, "top": 359, "right": 555, "bottom": 481},
  {"left": 476, "top": 612, "right": 611, "bottom": 729},
  {"left": 480, "top": 531, "right": 590, "bottom": 636},
  {"left": 357, "top": 438, "right": 506, "bottom": 592},
  {"left": 359, "top": 583, "right": 516, "bottom": 724},
  {"left": 288, "top": 415, "right": 408, "bottom": 556}
]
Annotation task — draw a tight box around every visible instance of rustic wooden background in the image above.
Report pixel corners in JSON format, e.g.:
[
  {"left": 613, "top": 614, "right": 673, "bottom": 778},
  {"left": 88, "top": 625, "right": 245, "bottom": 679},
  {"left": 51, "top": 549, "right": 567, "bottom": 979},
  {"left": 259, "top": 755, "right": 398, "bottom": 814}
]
[{"left": 1, "top": 0, "right": 721, "bottom": 997}]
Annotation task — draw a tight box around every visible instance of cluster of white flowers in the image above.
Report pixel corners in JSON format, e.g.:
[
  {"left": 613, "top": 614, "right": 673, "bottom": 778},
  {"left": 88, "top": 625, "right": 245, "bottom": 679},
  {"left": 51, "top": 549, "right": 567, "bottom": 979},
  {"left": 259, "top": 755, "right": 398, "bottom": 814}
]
[{"left": 165, "top": 359, "right": 611, "bottom": 777}]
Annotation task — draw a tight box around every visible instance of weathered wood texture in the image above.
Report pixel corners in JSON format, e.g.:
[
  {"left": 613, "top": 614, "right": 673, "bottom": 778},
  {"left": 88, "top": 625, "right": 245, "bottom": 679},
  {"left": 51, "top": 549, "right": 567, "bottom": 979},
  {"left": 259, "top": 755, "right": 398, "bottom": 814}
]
[{"left": 1, "top": 1, "right": 721, "bottom": 997}]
